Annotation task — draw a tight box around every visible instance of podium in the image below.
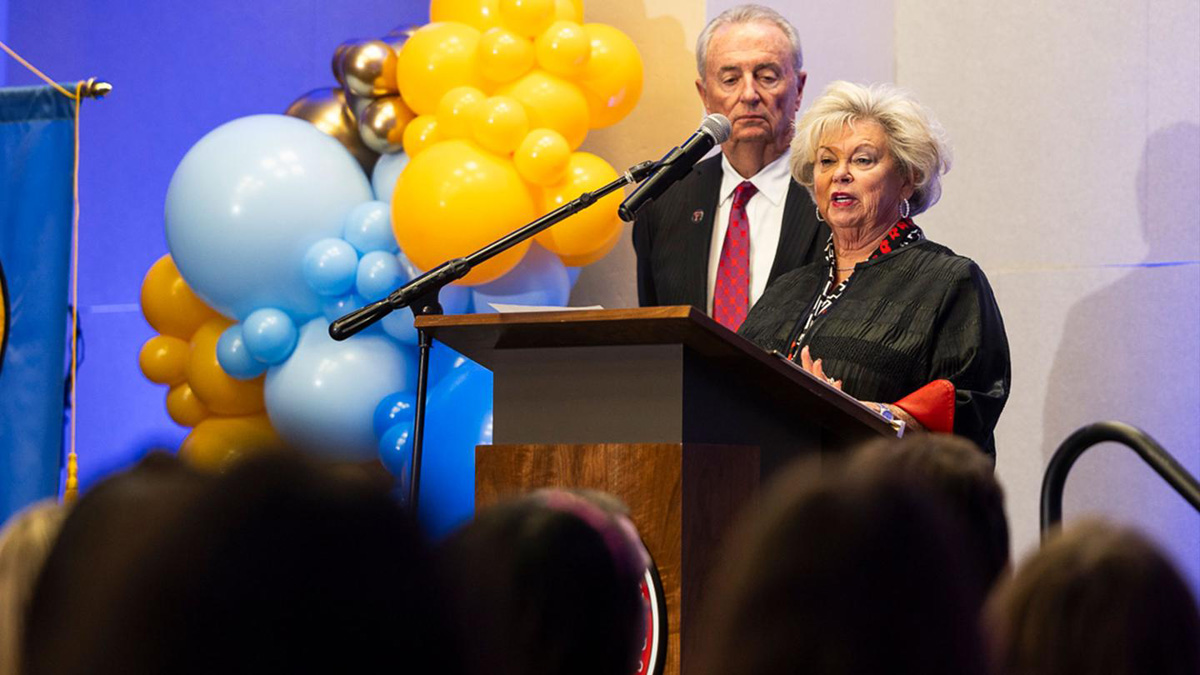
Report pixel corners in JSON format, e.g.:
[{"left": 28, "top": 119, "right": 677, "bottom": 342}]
[{"left": 417, "top": 306, "right": 893, "bottom": 675}]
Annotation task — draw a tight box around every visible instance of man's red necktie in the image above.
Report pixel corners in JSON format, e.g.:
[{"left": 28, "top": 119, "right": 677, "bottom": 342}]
[{"left": 713, "top": 180, "right": 757, "bottom": 331}]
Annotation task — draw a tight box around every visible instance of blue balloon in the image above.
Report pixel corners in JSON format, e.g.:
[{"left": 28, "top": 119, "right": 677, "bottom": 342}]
[
  {"left": 378, "top": 421, "right": 413, "bottom": 499},
  {"left": 427, "top": 341, "right": 473, "bottom": 388},
  {"left": 418, "top": 357, "right": 493, "bottom": 536},
  {"left": 565, "top": 266, "right": 582, "bottom": 288},
  {"left": 303, "top": 238, "right": 359, "bottom": 297},
  {"left": 374, "top": 389, "right": 416, "bottom": 439},
  {"left": 264, "top": 318, "right": 417, "bottom": 460},
  {"left": 471, "top": 243, "right": 570, "bottom": 311},
  {"left": 356, "top": 251, "right": 403, "bottom": 302},
  {"left": 216, "top": 324, "right": 268, "bottom": 380},
  {"left": 165, "top": 115, "right": 372, "bottom": 319},
  {"left": 343, "top": 201, "right": 397, "bottom": 254},
  {"left": 242, "top": 308, "right": 299, "bottom": 365},
  {"left": 371, "top": 151, "right": 409, "bottom": 204}
]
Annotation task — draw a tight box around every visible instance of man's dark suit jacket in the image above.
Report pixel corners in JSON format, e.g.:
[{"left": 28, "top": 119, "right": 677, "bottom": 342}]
[{"left": 632, "top": 154, "right": 829, "bottom": 311}]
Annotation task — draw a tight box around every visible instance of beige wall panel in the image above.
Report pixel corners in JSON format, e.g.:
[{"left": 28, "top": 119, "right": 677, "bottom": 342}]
[
  {"left": 573, "top": 0, "right": 709, "bottom": 308},
  {"left": 897, "top": 0, "right": 1200, "bottom": 592}
]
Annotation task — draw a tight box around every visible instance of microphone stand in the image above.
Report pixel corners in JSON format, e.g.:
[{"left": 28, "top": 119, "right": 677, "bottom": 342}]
[{"left": 329, "top": 159, "right": 657, "bottom": 516}]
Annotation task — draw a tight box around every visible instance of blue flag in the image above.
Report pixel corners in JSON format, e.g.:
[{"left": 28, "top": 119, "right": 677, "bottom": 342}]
[{"left": 0, "top": 85, "right": 74, "bottom": 522}]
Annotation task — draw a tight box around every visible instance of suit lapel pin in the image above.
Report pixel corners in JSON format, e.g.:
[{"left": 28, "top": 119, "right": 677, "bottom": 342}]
[{"left": 692, "top": 210, "right": 704, "bottom": 223}]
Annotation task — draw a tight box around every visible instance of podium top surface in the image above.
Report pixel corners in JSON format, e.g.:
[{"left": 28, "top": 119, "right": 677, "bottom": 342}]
[{"left": 417, "top": 306, "right": 894, "bottom": 438}]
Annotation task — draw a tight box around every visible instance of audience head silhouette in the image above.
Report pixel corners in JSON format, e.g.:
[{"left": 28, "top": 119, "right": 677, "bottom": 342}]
[
  {"left": 438, "top": 489, "right": 648, "bottom": 675},
  {"left": 985, "top": 519, "right": 1200, "bottom": 675}
]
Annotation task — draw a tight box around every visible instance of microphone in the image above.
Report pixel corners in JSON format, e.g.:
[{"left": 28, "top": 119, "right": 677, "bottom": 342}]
[{"left": 617, "top": 114, "right": 731, "bottom": 222}]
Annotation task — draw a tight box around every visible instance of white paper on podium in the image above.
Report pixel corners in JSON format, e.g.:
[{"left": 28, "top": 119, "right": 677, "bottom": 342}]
[{"left": 487, "top": 304, "right": 605, "bottom": 313}]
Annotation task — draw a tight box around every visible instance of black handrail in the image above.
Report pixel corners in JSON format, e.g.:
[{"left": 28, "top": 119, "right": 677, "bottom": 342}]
[{"left": 1040, "top": 421, "right": 1200, "bottom": 538}]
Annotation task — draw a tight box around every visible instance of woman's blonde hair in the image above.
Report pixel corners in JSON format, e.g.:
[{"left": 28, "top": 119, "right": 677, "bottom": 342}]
[{"left": 791, "top": 81, "right": 951, "bottom": 216}]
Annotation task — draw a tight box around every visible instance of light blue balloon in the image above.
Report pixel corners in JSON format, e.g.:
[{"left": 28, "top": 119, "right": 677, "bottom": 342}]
[
  {"left": 265, "top": 319, "right": 417, "bottom": 460},
  {"left": 343, "top": 201, "right": 397, "bottom": 254},
  {"left": 566, "top": 266, "right": 582, "bottom": 288},
  {"left": 380, "top": 310, "right": 418, "bottom": 346},
  {"left": 322, "top": 293, "right": 365, "bottom": 324},
  {"left": 371, "top": 151, "right": 409, "bottom": 204},
  {"left": 303, "top": 238, "right": 359, "bottom": 297},
  {"left": 417, "top": 357, "right": 493, "bottom": 537},
  {"left": 356, "top": 251, "right": 403, "bottom": 302},
  {"left": 242, "top": 308, "right": 299, "bottom": 365},
  {"left": 216, "top": 324, "right": 268, "bottom": 380},
  {"left": 471, "top": 243, "right": 570, "bottom": 311},
  {"left": 164, "top": 114, "right": 372, "bottom": 320}
]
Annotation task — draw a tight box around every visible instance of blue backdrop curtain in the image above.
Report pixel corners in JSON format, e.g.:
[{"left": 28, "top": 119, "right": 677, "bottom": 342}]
[{"left": 0, "top": 84, "right": 74, "bottom": 522}]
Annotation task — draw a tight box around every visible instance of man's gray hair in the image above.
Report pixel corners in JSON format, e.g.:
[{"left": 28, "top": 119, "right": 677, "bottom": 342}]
[{"left": 695, "top": 5, "right": 803, "bottom": 78}]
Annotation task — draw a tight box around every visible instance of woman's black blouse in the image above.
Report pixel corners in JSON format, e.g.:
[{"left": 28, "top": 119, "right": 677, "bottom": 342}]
[{"left": 738, "top": 238, "right": 1011, "bottom": 457}]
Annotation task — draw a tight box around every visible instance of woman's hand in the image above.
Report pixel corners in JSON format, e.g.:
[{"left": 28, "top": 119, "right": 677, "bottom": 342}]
[{"left": 799, "top": 346, "right": 843, "bottom": 390}]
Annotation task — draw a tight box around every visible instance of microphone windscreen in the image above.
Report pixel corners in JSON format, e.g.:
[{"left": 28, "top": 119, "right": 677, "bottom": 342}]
[{"left": 701, "top": 114, "right": 732, "bottom": 143}]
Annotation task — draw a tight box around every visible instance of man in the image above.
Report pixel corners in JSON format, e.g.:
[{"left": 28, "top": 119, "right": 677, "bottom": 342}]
[{"left": 632, "top": 5, "right": 827, "bottom": 330}]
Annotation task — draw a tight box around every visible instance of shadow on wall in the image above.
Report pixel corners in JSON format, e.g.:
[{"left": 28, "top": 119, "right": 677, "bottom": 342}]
[
  {"left": 572, "top": 0, "right": 701, "bottom": 310},
  {"left": 1043, "top": 122, "right": 1200, "bottom": 591}
]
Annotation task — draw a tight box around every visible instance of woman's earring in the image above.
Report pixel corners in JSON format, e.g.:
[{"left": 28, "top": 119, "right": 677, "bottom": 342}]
[
  {"left": 899, "top": 197, "right": 911, "bottom": 219},
  {"left": 815, "top": 204, "right": 825, "bottom": 222}
]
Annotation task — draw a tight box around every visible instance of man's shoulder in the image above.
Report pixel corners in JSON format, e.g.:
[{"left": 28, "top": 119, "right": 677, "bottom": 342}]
[{"left": 639, "top": 155, "right": 724, "bottom": 219}]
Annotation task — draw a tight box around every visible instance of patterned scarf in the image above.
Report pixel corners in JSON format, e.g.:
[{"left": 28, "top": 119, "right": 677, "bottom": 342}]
[{"left": 786, "top": 218, "right": 925, "bottom": 360}]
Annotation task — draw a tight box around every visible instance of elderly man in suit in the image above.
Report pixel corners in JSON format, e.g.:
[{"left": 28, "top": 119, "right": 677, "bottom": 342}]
[{"left": 632, "top": 5, "right": 827, "bottom": 331}]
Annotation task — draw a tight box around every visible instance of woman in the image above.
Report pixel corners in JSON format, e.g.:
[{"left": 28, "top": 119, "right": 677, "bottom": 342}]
[{"left": 739, "top": 81, "right": 1010, "bottom": 456}]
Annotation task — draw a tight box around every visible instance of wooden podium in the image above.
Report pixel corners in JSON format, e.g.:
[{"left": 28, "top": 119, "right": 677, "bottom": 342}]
[{"left": 417, "top": 307, "right": 892, "bottom": 675}]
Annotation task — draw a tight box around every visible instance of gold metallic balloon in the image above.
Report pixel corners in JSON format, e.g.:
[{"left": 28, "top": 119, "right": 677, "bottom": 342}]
[
  {"left": 341, "top": 40, "right": 399, "bottom": 97},
  {"left": 284, "top": 87, "right": 379, "bottom": 174},
  {"left": 331, "top": 39, "right": 359, "bottom": 86},
  {"left": 358, "top": 95, "right": 416, "bottom": 154},
  {"left": 344, "top": 90, "right": 374, "bottom": 123}
]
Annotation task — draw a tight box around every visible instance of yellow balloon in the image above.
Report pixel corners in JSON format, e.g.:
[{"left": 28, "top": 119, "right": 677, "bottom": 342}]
[
  {"left": 431, "top": 0, "right": 502, "bottom": 31},
  {"left": 578, "top": 24, "right": 643, "bottom": 129},
  {"left": 556, "top": 218, "right": 622, "bottom": 266},
  {"left": 534, "top": 20, "right": 590, "bottom": 77},
  {"left": 535, "top": 152, "right": 623, "bottom": 258},
  {"left": 392, "top": 139, "right": 536, "bottom": 285},
  {"left": 166, "top": 382, "right": 210, "bottom": 428},
  {"left": 140, "top": 254, "right": 222, "bottom": 338},
  {"left": 179, "top": 414, "right": 283, "bottom": 472},
  {"left": 139, "top": 335, "right": 190, "bottom": 386},
  {"left": 402, "top": 115, "right": 441, "bottom": 156},
  {"left": 187, "top": 318, "right": 265, "bottom": 416},
  {"left": 497, "top": 71, "right": 589, "bottom": 150},
  {"left": 513, "top": 128, "right": 571, "bottom": 185},
  {"left": 499, "top": 0, "right": 555, "bottom": 37},
  {"left": 396, "top": 22, "right": 486, "bottom": 115},
  {"left": 472, "top": 96, "right": 530, "bottom": 155},
  {"left": 554, "top": 0, "right": 582, "bottom": 22},
  {"left": 478, "top": 27, "right": 535, "bottom": 83},
  {"left": 436, "top": 86, "right": 487, "bottom": 139}
]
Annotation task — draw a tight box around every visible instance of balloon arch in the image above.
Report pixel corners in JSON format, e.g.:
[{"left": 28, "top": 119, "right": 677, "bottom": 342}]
[{"left": 137, "top": 0, "right": 643, "bottom": 532}]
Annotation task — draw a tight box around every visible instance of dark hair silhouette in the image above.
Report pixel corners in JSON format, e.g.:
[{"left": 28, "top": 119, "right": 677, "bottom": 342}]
[
  {"left": 984, "top": 519, "right": 1200, "bottom": 675},
  {"left": 438, "top": 490, "right": 646, "bottom": 675},
  {"left": 699, "top": 456, "right": 989, "bottom": 675},
  {"left": 848, "top": 433, "right": 1010, "bottom": 596},
  {"left": 26, "top": 452, "right": 457, "bottom": 675}
]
